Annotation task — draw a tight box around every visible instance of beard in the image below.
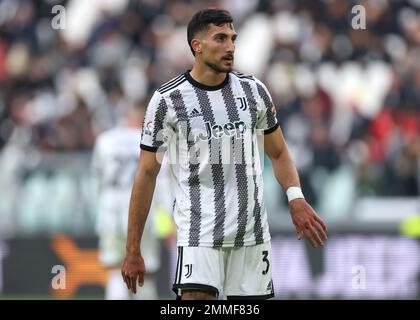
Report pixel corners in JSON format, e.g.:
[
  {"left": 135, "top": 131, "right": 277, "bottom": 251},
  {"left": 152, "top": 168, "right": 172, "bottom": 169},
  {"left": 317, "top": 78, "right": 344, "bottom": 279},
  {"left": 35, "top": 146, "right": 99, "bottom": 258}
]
[{"left": 204, "top": 58, "right": 234, "bottom": 73}]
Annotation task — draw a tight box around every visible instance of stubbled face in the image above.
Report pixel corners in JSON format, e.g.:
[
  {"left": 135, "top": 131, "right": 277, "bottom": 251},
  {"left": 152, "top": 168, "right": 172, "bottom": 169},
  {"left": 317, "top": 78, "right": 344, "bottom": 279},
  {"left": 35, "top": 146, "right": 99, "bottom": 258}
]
[{"left": 196, "top": 23, "right": 237, "bottom": 73}]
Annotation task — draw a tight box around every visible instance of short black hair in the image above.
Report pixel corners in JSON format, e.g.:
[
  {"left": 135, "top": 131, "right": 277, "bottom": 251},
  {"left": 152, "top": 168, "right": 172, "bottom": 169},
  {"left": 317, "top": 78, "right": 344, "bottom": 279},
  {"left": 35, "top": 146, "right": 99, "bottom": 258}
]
[{"left": 187, "top": 8, "right": 233, "bottom": 56}]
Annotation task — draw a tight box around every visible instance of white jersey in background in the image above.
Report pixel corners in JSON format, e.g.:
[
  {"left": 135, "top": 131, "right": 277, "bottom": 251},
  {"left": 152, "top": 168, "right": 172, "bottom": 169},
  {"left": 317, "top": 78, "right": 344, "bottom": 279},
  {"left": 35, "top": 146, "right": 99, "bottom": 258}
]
[
  {"left": 140, "top": 71, "right": 278, "bottom": 248},
  {"left": 92, "top": 126, "right": 172, "bottom": 272}
]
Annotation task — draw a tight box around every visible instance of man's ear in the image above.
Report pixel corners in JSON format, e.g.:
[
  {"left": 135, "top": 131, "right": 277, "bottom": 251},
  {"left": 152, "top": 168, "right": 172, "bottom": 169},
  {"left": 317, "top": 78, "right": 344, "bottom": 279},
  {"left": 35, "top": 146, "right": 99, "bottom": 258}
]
[{"left": 191, "top": 38, "right": 202, "bottom": 54}]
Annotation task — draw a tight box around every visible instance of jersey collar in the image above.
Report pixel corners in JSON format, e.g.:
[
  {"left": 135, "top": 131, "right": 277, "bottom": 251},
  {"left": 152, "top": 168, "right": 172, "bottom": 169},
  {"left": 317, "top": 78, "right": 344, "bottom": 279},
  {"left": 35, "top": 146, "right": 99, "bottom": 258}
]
[{"left": 184, "top": 70, "right": 230, "bottom": 91}]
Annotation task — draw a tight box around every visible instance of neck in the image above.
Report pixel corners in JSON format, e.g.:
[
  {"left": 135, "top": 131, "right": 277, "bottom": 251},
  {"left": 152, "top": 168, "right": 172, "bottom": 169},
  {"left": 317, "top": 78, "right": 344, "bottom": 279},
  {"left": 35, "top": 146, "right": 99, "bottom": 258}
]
[{"left": 190, "top": 62, "right": 228, "bottom": 87}]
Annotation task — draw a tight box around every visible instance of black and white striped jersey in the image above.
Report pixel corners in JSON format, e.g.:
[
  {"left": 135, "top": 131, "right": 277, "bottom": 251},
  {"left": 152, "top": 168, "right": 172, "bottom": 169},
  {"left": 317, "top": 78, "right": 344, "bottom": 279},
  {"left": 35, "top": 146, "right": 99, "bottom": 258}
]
[{"left": 140, "top": 70, "right": 278, "bottom": 248}]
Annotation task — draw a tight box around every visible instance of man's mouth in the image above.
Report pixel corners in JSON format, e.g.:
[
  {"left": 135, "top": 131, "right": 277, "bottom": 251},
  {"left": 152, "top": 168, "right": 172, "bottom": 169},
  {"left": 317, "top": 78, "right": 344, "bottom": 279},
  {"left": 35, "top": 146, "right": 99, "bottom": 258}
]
[{"left": 223, "top": 56, "right": 234, "bottom": 61}]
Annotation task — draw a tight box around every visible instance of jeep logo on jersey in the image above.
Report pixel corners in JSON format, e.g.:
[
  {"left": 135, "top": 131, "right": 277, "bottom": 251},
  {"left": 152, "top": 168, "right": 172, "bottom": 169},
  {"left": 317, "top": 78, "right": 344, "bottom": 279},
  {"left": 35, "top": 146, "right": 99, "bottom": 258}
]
[{"left": 198, "top": 121, "right": 247, "bottom": 140}]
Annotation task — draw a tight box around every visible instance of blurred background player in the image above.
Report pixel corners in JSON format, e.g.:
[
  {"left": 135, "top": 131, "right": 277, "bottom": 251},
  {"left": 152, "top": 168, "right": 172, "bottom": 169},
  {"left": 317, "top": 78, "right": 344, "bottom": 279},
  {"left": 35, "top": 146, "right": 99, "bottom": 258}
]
[
  {"left": 121, "top": 8, "right": 327, "bottom": 300},
  {"left": 91, "top": 104, "right": 173, "bottom": 300}
]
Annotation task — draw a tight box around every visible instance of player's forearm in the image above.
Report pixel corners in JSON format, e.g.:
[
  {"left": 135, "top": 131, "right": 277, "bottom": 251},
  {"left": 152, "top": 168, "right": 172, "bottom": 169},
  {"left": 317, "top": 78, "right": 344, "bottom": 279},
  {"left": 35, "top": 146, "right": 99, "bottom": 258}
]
[
  {"left": 270, "top": 146, "right": 301, "bottom": 192},
  {"left": 125, "top": 169, "right": 157, "bottom": 255}
]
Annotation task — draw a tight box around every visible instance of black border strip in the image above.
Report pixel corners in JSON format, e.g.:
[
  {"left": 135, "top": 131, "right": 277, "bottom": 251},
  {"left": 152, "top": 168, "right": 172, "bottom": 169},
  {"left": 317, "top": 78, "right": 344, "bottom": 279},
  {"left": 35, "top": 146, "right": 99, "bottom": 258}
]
[
  {"left": 263, "top": 123, "right": 279, "bottom": 135},
  {"left": 177, "top": 247, "right": 183, "bottom": 284},
  {"left": 174, "top": 247, "right": 180, "bottom": 285},
  {"left": 158, "top": 74, "right": 184, "bottom": 91},
  {"left": 226, "top": 292, "right": 274, "bottom": 300},
  {"left": 140, "top": 144, "right": 158, "bottom": 152},
  {"left": 172, "top": 283, "right": 219, "bottom": 298},
  {"left": 159, "top": 78, "right": 187, "bottom": 94},
  {"left": 185, "top": 71, "right": 230, "bottom": 91}
]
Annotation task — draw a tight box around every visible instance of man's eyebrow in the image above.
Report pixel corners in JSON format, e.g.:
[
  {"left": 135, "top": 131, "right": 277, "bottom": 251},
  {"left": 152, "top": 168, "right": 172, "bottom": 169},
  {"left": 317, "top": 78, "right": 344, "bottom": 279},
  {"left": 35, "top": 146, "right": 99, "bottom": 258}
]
[{"left": 213, "top": 32, "right": 238, "bottom": 38}]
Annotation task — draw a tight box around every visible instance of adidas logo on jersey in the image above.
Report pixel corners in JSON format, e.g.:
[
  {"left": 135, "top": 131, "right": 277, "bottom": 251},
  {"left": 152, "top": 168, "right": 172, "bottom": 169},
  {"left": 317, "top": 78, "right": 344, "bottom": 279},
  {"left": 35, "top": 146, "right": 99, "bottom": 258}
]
[{"left": 190, "top": 108, "right": 203, "bottom": 118}]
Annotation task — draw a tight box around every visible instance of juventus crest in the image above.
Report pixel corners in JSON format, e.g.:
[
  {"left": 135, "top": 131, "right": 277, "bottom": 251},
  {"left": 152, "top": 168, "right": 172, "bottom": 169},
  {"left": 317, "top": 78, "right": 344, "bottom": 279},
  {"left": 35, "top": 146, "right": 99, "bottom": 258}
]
[{"left": 236, "top": 97, "right": 248, "bottom": 111}]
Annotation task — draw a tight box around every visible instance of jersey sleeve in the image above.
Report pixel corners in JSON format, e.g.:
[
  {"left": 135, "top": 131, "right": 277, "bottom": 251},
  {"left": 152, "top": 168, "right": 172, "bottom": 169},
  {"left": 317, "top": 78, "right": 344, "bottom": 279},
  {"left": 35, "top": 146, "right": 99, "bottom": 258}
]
[
  {"left": 255, "top": 79, "right": 279, "bottom": 134},
  {"left": 140, "top": 91, "right": 175, "bottom": 152}
]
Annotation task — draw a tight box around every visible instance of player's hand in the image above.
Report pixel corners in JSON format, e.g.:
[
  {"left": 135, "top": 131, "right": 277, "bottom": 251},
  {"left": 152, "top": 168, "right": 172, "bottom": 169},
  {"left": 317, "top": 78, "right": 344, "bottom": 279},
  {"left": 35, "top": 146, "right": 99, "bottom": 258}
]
[
  {"left": 289, "top": 198, "right": 328, "bottom": 247},
  {"left": 121, "top": 252, "right": 145, "bottom": 294}
]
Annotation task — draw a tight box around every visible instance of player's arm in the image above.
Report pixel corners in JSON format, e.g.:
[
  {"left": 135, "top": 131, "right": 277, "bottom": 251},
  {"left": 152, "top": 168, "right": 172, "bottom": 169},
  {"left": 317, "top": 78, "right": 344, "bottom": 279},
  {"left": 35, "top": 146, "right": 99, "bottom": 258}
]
[
  {"left": 121, "top": 149, "right": 162, "bottom": 294},
  {"left": 263, "top": 125, "right": 328, "bottom": 247}
]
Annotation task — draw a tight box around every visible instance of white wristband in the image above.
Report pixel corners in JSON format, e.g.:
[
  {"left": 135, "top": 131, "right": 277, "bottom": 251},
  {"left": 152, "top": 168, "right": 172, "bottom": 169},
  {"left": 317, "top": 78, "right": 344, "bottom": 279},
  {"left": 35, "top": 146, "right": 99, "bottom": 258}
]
[{"left": 286, "top": 187, "right": 304, "bottom": 203}]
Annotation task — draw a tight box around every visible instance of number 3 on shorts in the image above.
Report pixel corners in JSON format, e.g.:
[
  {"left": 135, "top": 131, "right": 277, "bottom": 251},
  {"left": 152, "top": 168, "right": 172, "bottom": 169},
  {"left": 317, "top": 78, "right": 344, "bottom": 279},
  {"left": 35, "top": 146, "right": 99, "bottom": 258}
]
[{"left": 262, "top": 250, "right": 270, "bottom": 275}]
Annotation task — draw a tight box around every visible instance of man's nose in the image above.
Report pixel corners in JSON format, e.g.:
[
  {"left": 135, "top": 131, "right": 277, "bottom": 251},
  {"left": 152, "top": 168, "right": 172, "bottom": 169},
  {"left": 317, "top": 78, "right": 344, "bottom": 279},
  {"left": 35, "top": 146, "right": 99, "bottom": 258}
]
[{"left": 226, "top": 41, "right": 235, "bottom": 53}]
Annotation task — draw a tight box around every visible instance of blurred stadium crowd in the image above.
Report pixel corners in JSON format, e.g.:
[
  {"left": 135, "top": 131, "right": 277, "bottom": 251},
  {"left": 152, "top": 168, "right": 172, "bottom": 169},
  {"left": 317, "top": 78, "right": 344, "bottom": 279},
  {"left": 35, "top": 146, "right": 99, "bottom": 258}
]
[{"left": 0, "top": 0, "right": 419, "bottom": 235}]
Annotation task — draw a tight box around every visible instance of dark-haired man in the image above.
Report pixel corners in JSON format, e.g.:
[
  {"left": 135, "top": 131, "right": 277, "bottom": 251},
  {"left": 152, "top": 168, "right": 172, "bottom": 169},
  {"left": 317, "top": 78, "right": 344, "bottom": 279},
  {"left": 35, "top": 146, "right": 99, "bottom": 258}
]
[{"left": 121, "top": 8, "right": 327, "bottom": 300}]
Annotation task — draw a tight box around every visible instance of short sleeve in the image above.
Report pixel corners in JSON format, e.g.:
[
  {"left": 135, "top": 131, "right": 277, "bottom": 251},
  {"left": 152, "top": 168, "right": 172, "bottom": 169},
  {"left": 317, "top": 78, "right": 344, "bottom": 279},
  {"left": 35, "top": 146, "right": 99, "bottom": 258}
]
[
  {"left": 140, "top": 91, "right": 175, "bottom": 152},
  {"left": 255, "top": 79, "right": 279, "bottom": 134}
]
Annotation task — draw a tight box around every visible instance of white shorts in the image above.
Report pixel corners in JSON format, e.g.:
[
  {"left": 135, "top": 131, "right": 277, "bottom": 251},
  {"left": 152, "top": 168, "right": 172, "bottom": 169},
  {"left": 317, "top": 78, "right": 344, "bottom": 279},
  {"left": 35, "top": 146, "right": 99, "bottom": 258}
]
[{"left": 172, "top": 242, "right": 274, "bottom": 299}]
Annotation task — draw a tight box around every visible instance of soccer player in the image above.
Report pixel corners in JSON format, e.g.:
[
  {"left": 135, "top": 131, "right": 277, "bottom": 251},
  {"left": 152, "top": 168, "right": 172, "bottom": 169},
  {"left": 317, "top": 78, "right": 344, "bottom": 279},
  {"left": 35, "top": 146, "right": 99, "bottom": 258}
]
[
  {"left": 121, "top": 8, "right": 327, "bottom": 300},
  {"left": 92, "top": 105, "right": 172, "bottom": 300}
]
